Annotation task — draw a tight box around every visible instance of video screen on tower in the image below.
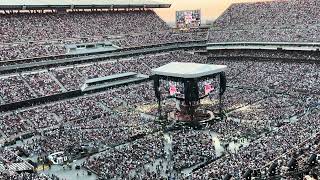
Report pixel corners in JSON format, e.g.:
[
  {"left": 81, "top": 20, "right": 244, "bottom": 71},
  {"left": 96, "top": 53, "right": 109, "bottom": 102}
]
[{"left": 176, "top": 10, "right": 201, "bottom": 29}]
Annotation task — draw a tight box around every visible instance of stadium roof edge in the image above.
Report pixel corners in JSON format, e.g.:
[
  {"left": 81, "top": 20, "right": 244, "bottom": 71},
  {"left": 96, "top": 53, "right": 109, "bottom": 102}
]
[{"left": 0, "top": 0, "right": 171, "bottom": 10}]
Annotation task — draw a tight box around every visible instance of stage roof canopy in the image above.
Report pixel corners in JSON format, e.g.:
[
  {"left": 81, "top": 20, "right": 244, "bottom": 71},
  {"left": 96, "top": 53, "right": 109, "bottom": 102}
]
[
  {"left": 0, "top": 0, "right": 171, "bottom": 10},
  {"left": 152, "top": 62, "right": 227, "bottom": 78}
]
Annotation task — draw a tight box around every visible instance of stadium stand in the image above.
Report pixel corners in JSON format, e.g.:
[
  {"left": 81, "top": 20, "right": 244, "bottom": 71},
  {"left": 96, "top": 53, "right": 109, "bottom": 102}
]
[
  {"left": 0, "top": 10, "right": 208, "bottom": 61},
  {"left": 209, "top": 0, "right": 320, "bottom": 43},
  {"left": 0, "top": 51, "right": 206, "bottom": 104},
  {"left": 0, "top": 11, "right": 169, "bottom": 43},
  {"left": 0, "top": 0, "right": 320, "bottom": 180}
]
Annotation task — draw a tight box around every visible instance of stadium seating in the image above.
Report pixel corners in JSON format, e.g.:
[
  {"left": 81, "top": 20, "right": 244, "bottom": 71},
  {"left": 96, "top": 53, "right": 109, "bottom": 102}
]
[
  {"left": 0, "top": 10, "right": 208, "bottom": 61},
  {"left": 0, "top": 51, "right": 206, "bottom": 103},
  {"left": 209, "top": 0, "right": 320, "bottom": 42},
  {"left": 1, "top": 1, "right": 320, "bottom": 179}
]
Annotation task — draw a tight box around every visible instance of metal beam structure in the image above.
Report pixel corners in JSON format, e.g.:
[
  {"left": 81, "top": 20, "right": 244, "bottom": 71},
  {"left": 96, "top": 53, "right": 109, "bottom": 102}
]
[{"left": 0, "top": 0, "right": 171, "bottom": 10}]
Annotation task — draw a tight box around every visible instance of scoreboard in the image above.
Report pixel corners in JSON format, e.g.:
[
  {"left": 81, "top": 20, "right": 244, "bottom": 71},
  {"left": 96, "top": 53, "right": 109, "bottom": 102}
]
[{"left": 176, "top": 10, "right": 201, "bottom": 29}]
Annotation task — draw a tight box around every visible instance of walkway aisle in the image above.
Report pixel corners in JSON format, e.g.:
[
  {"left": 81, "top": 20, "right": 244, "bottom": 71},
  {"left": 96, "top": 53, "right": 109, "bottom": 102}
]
[
  {"left": 48, "top": 71, "right": 67, "bottom": 92},
  {"left": 19, "top": 73, "right": 39, "bottom": 97}
]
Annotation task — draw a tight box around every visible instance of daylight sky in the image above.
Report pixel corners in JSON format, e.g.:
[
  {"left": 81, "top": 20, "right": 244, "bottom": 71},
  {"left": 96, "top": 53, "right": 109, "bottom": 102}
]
[{"left": 154, "top": 0, "right": 274, "bottom": 24}]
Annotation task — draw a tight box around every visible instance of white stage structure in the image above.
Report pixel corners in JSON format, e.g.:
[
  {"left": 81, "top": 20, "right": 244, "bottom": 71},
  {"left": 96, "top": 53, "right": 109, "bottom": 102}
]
[{"left": 152, "top": 62, "right": 227, "bottom": 124}]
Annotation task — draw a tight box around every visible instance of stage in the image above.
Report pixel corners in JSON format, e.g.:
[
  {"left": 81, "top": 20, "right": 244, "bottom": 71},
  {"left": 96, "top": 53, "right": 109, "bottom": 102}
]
[{"left": 151, "top": 62, "right": 227, "bottom": 127}]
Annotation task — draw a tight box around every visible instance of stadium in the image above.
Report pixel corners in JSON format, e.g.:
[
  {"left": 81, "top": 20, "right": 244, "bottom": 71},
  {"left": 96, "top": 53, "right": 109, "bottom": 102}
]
[{"left": 0, "top": 0, "right": 319, "bottom": 180}]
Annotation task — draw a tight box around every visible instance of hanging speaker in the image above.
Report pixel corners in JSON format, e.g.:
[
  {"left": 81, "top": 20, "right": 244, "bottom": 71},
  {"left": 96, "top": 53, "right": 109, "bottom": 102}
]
[
  {"left": 220, "top": 72, "right": 227, "bottom": 95},
  {"left": 153, "top": 76, "right": 160, "bottom": 100}
]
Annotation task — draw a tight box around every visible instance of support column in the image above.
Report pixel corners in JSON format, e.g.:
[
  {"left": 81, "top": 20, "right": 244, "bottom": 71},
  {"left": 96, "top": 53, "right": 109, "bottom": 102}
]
[
  {"left": 153, "top": 76, "right": 162, "bottom": 119},
  {"left": 219, "top": 72, "right": 227, "bottom": 121}
]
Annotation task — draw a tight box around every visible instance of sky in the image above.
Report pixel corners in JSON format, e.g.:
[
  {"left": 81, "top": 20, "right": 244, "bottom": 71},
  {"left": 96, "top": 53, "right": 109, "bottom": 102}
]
[{"left": 154, "top": 0, "right": 274, "bottom": 24}]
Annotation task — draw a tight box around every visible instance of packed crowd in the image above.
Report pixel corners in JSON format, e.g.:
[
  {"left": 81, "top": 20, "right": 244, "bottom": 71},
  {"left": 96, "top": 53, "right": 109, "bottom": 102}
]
[
  {"left": 209, "top": 0, "right": 320, "bottom": 42},
  {"left": 0, "top": 75, "right": 37, "bottom": 103},
  {"left": 85, "top": 133, "right": 165, "bottom": 179},
  {"left": 0, "top": 113, "right": 32, "bottom": 137},
  {"left": 0, "top": 81, "right": 164, "bottom": 179},
  {"left": 0, "top": 51, "right": 207, "bottom": 103},
  {"left": 0, "top": 49, "right": 319, "bottom": 179},
  {"left": 0, "top": 11, "right": 169, "bottom": 43},
  {"left": 0, "top": 172, "right": 53, "bottom": 180},
  {"left": 205, "top": 88, "right": 268, "bottom": 113},
  {"left": 209, "top": 27, "right": 320, "bottom": 42},
  {"left": 0, "top": 8, "right": 319, "bottom": 179},
  {"left": 115, "top": 31, "right": 208, "bottom": 48},
  {"left": 209, "top": 58, "right": 320, "bottom": 94},
  {"left": 190, "top": 107, "right": 320, "bottom": 179},
  {"left": 22, "top": 72, "right": 65, "bottom": 97},
  {"left": 0, "top": 10, "right": 209, "bottom": 61},
  {"left": 0, "top": 43, "right": 65, "bottom": 61},
  {"left": 0, "top": 81, "right": 160, "bottom": 138},
  {"left": 171, "top": 130, "right": 216, "bottom": 170},
  {"left": 208, "top": 120, "right": 265, "bottom": 144},
  {"left": 15, "top": 113, "right": 161, "bottom": 158},
  {"left": 229, "top": 94, "right": 308, "bottom": 125},
  {"left": 1, "top": 1, "right": 320, "bottom": 179},
  {"left": 0, "top": 148, "right": 41, "bottom": 179},
  {"left": 0, "top": 148, "right": 24, "bottom": 163}
]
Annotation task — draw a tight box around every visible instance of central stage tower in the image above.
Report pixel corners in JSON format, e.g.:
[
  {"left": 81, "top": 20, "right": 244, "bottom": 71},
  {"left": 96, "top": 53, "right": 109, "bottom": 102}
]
[{"left": 152, "top": 62, "right": 227, "bottom": 124}]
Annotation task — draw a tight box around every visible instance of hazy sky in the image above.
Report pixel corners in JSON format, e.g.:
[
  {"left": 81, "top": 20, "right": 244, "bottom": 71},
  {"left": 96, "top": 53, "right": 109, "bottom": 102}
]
[{"left": 154, "top": 0, "right": 274, "bottom": 23}]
